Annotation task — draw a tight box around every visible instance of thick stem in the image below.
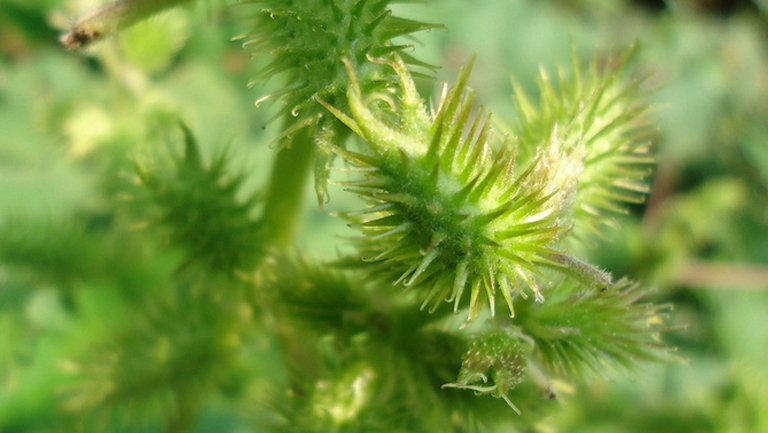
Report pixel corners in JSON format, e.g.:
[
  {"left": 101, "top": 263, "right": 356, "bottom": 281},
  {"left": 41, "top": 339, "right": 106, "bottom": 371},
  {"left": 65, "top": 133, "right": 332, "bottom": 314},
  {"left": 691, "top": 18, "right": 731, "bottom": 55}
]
[
  {"left": 260, "top": 125, "right": 315, "bottom": 248},
  {"left": 61, "top": 0, "right": 197, "bottom": 49}
]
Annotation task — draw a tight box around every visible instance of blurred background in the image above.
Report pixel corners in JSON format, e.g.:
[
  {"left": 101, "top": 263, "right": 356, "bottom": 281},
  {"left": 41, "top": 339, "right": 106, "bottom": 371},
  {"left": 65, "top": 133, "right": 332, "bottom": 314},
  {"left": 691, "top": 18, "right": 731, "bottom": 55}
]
[{"left": 1, "top": 0, "right": 767, "bottom": 431}]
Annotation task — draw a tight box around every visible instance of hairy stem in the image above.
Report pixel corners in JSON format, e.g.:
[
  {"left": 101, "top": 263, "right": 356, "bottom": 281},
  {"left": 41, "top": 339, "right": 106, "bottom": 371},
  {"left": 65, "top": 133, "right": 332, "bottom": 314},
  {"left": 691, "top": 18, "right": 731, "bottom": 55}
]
[{"left": 61, "top": 0, "right": 197, "bottom": 49}]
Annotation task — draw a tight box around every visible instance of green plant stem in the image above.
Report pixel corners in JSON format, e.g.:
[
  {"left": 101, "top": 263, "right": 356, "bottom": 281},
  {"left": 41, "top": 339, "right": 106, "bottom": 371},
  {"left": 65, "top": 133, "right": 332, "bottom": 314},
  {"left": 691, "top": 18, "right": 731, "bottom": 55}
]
[
  {"left": 260, "top": 124, "right": 315, "bottom": 248},
  {"left": 61, "top": 0, "right": 197, "bottom": 49}
]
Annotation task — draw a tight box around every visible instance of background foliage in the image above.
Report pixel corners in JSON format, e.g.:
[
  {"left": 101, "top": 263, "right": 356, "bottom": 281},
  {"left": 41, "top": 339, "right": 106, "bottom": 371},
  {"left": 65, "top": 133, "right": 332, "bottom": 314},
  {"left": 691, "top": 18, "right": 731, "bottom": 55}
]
[{"left": 1, "top": 0, "right": 767, "bottom": 432}]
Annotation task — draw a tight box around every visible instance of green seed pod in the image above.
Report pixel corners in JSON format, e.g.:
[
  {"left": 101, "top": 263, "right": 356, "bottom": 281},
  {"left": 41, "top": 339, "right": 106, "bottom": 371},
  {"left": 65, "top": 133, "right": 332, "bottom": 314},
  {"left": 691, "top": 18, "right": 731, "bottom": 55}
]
[
  {"left": 240, "top": 0, "right": 442, "bottom": 203},
  {"left": 442, "top": 331, "right": 526, "bottom": 414},
  {"left": 324, "top": 57, "right": 589, "bottom": 321},
  {"left": 511, "top": 47, "right": 655, "bottom": 242}
]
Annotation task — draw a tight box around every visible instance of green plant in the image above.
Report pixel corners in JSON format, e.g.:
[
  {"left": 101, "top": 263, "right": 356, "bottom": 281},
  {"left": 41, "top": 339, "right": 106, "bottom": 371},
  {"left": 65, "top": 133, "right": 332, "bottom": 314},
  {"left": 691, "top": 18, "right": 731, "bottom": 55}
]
[{"left": 0, "top": 0, "right": 674, "bottom": 432}]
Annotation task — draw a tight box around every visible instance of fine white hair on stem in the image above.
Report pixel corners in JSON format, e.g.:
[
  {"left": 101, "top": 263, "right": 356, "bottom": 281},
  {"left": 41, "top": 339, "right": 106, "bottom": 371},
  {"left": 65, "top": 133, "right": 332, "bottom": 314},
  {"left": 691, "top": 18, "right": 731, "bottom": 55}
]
[{"left": 61, "top": 0, "right": 196, "bottom": 49}]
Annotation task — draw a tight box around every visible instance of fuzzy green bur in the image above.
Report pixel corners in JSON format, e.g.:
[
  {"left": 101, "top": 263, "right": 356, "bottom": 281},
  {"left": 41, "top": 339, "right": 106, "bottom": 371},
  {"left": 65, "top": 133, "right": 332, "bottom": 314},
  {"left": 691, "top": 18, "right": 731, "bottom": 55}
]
[{"left": 0, "top": 0, "right": 673, "bottom": 432}]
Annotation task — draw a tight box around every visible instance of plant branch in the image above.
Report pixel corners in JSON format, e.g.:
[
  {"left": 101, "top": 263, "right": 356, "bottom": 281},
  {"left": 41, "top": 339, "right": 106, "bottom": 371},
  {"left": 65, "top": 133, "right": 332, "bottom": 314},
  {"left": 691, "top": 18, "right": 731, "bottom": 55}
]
[{"left": 61, "top": 0, "right": 197, "bottom": 49}]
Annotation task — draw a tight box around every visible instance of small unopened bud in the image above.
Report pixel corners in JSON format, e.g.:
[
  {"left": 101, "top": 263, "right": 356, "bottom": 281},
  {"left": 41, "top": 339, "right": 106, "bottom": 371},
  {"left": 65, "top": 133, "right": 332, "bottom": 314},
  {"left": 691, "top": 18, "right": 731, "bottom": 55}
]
[{"left": 547, "top": 253, "right": 613, "bottom": 291}]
